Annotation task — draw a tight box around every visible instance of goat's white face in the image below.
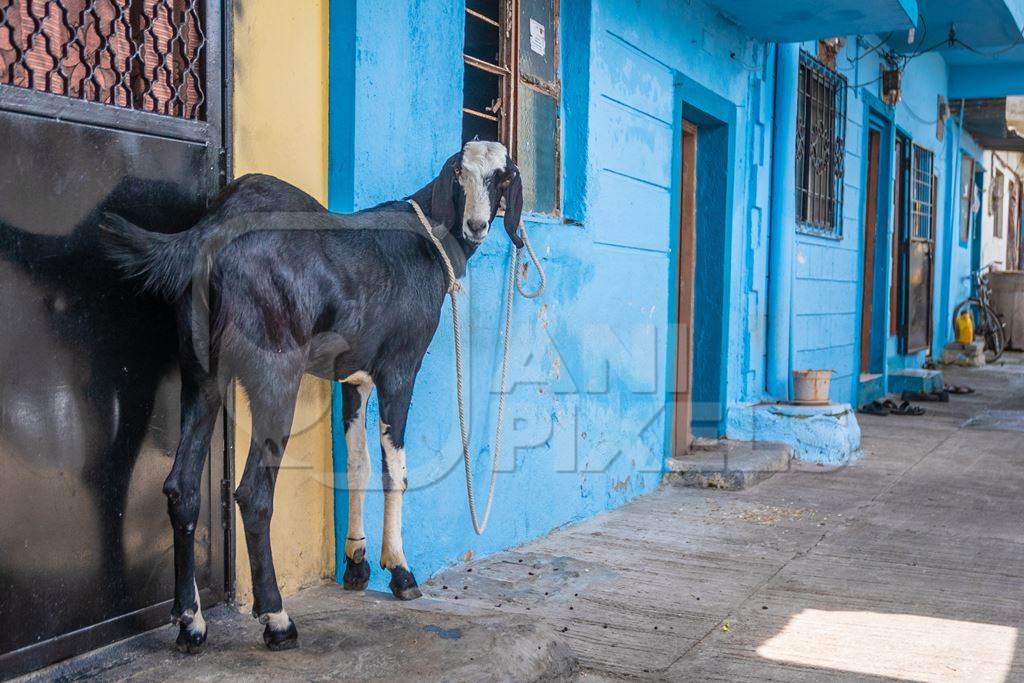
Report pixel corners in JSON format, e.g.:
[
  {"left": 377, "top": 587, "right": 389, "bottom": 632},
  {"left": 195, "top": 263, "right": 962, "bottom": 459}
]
[{"left": 456, "top": 141, "right": 508, "bottom": 243}]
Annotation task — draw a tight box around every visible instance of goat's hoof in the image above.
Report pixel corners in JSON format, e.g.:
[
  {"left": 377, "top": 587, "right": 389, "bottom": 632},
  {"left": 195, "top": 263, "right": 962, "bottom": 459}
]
[
  {"left": 343, "top": 556, "right": 371, "bottom": 591},
  {"left": 263, "top": 619, "right": 299, "bottom": 651},
  {"left": 389, "top": 567, "right": 422, "bottom": 601},
  {"left": 175, "top": 622, "right": 207, "bottom": 654}
]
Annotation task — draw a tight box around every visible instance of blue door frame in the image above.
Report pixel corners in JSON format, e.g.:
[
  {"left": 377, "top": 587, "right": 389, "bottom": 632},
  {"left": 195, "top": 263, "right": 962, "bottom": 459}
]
[
  {"left": 665, "top": 76, "right": 737, "bottom": 450},
  {"left": 971, "top": 169, "right": 985, "bottom": 293},
  {"left": 865, "top": 109, "right": 894, "bottom": 364},
  {"left": 891, "top": 126, "right": 916, "bottom": 361},
  {"left": 855, "top": 96, "right": 895, "bottom": 401}
]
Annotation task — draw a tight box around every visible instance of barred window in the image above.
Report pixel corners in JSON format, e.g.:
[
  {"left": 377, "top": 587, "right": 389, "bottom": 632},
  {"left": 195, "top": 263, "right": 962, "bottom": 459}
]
[
  {"left": 462, "top": 0, "right": 560, "bottom": 214},
  {"left": 912, "top": 146, "right": 935, "bottom": 240},
  {"left": 795, "top": 51, "right": 847, "bottom": 235}
]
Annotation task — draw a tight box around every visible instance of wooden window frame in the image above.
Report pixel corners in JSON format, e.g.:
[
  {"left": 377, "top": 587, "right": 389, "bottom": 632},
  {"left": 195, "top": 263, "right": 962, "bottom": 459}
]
[
  {"left": 462, "top": 0, "right": 561, "bottom": 214},
  {"left": 462, "top": 3, "right": 515, "bottom": 145}
]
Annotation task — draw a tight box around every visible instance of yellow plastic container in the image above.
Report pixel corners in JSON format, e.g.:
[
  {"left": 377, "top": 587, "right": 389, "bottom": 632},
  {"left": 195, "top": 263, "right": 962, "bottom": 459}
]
[{"left": 955, "top": 311, "right": 974, "bottom": 344}]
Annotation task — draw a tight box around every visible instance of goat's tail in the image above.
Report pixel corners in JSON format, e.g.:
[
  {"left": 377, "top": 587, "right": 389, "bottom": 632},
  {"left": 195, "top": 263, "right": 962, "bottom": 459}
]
[{"left": 100, "top": 212, "right": 198, "bottom": 300}]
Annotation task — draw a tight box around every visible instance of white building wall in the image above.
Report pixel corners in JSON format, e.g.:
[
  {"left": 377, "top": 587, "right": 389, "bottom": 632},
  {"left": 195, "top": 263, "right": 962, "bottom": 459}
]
[{"left": 980, "top": 151, "right": 1024, "bottom": 271}]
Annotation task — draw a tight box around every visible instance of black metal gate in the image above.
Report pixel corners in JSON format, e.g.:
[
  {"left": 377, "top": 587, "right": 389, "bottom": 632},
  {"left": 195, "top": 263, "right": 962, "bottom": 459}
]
[{"left": 0, "top": 1, "right": 229, "bottom": 676}]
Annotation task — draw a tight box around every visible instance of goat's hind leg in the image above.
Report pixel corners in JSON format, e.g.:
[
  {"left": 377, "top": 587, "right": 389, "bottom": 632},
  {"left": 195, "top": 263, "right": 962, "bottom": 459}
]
[
  {"left": 164, "top": 370, "right": 223, "bottom": 653},
  {"left": 234, "top": 362, "right": 303, "bottom": 651},
  {"left": 341, "top": 380, "right": 373, "bottom": 590}
]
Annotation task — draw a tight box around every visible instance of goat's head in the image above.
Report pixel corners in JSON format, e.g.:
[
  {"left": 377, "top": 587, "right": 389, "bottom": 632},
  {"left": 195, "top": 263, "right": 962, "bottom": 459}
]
[{"left": 430, "top": 141, "right": 524, "bottom": 248}]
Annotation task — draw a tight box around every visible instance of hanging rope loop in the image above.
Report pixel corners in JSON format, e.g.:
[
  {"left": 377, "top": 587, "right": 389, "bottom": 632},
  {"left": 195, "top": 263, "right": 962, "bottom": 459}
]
[
  {"left": 515, "top": 223, "right": 546, "bottom": 299},
  {"left": 408, "top": 200, "right": 545, "bottom": 534}
]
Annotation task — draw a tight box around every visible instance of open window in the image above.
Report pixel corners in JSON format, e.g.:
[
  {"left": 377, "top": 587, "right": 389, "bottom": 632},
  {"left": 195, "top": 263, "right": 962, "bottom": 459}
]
[{"left": 462, "top": 0, "right": 560, "bottom": 214}]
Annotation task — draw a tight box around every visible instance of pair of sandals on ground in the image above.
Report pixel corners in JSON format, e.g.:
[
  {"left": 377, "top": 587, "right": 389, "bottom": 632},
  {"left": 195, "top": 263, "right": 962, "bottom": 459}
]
[{"left": 860, "top": 383, "right": 974, "bottom": 417}]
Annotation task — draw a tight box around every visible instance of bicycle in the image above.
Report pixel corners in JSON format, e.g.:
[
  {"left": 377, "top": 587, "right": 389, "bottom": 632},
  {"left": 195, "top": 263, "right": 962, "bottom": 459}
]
[{"left": 952, "top": 262, "right": 1007, "bottom": 363}]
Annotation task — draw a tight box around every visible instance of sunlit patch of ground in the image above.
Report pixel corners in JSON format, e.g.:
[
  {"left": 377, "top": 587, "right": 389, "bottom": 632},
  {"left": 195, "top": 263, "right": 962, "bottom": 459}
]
[{"left": 757, "top": 609, "right": 1017, "bottom": 682}]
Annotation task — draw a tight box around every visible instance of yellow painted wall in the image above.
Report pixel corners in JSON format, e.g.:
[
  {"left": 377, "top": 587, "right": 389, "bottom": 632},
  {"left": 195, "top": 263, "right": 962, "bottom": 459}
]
[{"left": 231, "top": 0, "right": 333, "bottom": 608}]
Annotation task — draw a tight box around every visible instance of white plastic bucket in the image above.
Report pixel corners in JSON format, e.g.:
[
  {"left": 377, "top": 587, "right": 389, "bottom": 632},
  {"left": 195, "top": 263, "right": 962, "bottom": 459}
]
[{"left": 792, "top": 369, "right": 832, "bottom": 404}]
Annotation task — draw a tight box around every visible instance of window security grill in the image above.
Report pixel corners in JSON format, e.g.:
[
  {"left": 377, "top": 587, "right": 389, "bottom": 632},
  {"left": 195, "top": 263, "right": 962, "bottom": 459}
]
[
  {"left": 0, "top": 0, "right": 205, "bottom": 121},
  {"left": 795, "top": 51, "right": 847, "bottom": 235},
  {"left": 912, "top": 146, "right": 935, "bottom": 240}
]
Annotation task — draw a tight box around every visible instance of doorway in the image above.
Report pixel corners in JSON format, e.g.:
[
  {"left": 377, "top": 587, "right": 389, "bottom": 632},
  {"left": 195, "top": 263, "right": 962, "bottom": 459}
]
[
  {"left": 672, "top": 120, "right": 698, "bottom": 455},
  {"left": 972, "top": 170, "right": 985, "bottom": 285},
  {"left": 903, "top": 145, "right": 937, "bottom": 353},
  {"left": 891, "top": 133, "right": 909, "bottom": 339},
  {"left": 891, "top": 137, "right": 936, "bottom": 355},
  {"left": 860, "top": 122, "right": 889, "bottom": 379},
  {"left": 0, "top": 2, "right": 230, "bottom": 676},
  {"left": 671, "top": 111, "right": 728, "bottom": 455}
]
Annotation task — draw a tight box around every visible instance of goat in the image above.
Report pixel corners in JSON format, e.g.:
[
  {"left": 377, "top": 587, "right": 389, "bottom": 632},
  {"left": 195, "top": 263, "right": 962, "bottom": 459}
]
[{"left": 101, "top": 141, "right": 525, "bottom": 652}]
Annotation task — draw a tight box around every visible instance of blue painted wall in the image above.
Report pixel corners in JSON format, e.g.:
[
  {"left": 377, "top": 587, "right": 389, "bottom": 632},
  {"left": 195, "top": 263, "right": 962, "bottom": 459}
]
[
  {"left": 325, "top": 1, "right": 996, "bottom": 589},
  {"left": 852, "top": 48, "right": 981, "bottom": 359},
  {"left": 327, "top": 0, "right": 772, "bottom": 590},
  {"left": 781, "top": 39, "right": 983, "bottom": 405}
]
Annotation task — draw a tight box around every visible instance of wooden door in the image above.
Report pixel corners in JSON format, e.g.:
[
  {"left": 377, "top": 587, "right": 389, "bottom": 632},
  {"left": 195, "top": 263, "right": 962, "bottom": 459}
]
[
  {"left": 861, "top": 130, "right": 881, "bottom": 372},
  {"left": 672, "top": 121, "right": 697, "bottom": 456}
]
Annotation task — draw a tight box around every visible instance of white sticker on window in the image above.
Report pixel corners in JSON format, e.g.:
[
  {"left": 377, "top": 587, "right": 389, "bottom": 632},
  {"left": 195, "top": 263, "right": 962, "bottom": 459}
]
[{"left": 529, "top": 19, "right": 545, "bottom": 56}]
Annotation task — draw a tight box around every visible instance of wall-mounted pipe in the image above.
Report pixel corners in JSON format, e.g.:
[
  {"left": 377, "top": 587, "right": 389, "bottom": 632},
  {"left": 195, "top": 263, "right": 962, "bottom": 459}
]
[{"left": 767, "top": 43, "right": 800, "bottom": 400}]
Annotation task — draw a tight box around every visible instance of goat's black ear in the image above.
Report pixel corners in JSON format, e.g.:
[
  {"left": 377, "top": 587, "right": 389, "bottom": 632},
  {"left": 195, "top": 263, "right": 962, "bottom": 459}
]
[
  {"left": 503, "top": 158, "right": 525, "bottom": 248},
  {"left": 430, "top": 152, "right": 462, "bottom": 229}
]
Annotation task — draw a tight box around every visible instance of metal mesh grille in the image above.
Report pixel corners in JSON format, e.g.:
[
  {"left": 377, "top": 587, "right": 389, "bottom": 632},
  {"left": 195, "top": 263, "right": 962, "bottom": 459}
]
[
  {"left": 0, "top": 0, "right": 205, "bottom": 120},
  {"left": 795, "top": 51, "right": 846, "bottom": 234}
]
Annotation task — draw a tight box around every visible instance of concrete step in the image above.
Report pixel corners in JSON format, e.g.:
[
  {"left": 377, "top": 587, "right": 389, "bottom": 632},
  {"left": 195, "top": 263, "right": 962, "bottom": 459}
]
[
  {"left": 888, "top": 367, "right": 944, "bottom": 394},
  {"left": 665, "top": 440, "right": 793, "bottom": 490},
  {"left": 858, "top": 373, "right": 885, "bottom": 407},
  {"left": 940, "top": 341, "right": 985, "bottom": 367}
]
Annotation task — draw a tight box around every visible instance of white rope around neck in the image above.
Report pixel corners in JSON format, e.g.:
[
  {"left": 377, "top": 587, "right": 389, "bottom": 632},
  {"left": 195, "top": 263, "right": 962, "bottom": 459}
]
[{"left": 408, "top": 199, "right": 545, "bottom": 534}]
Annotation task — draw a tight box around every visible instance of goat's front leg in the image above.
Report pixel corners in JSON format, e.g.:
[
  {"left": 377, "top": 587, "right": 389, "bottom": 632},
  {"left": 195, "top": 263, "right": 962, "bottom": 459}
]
[
  {"left": 376, "top": 373, "right": 421, "bottom": 600},
  {"left": 164, "top": 371, "right": 222, "bottom": 653},
  {"left": 341, "top": 380, "right": 372, "bottom": 590}
]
